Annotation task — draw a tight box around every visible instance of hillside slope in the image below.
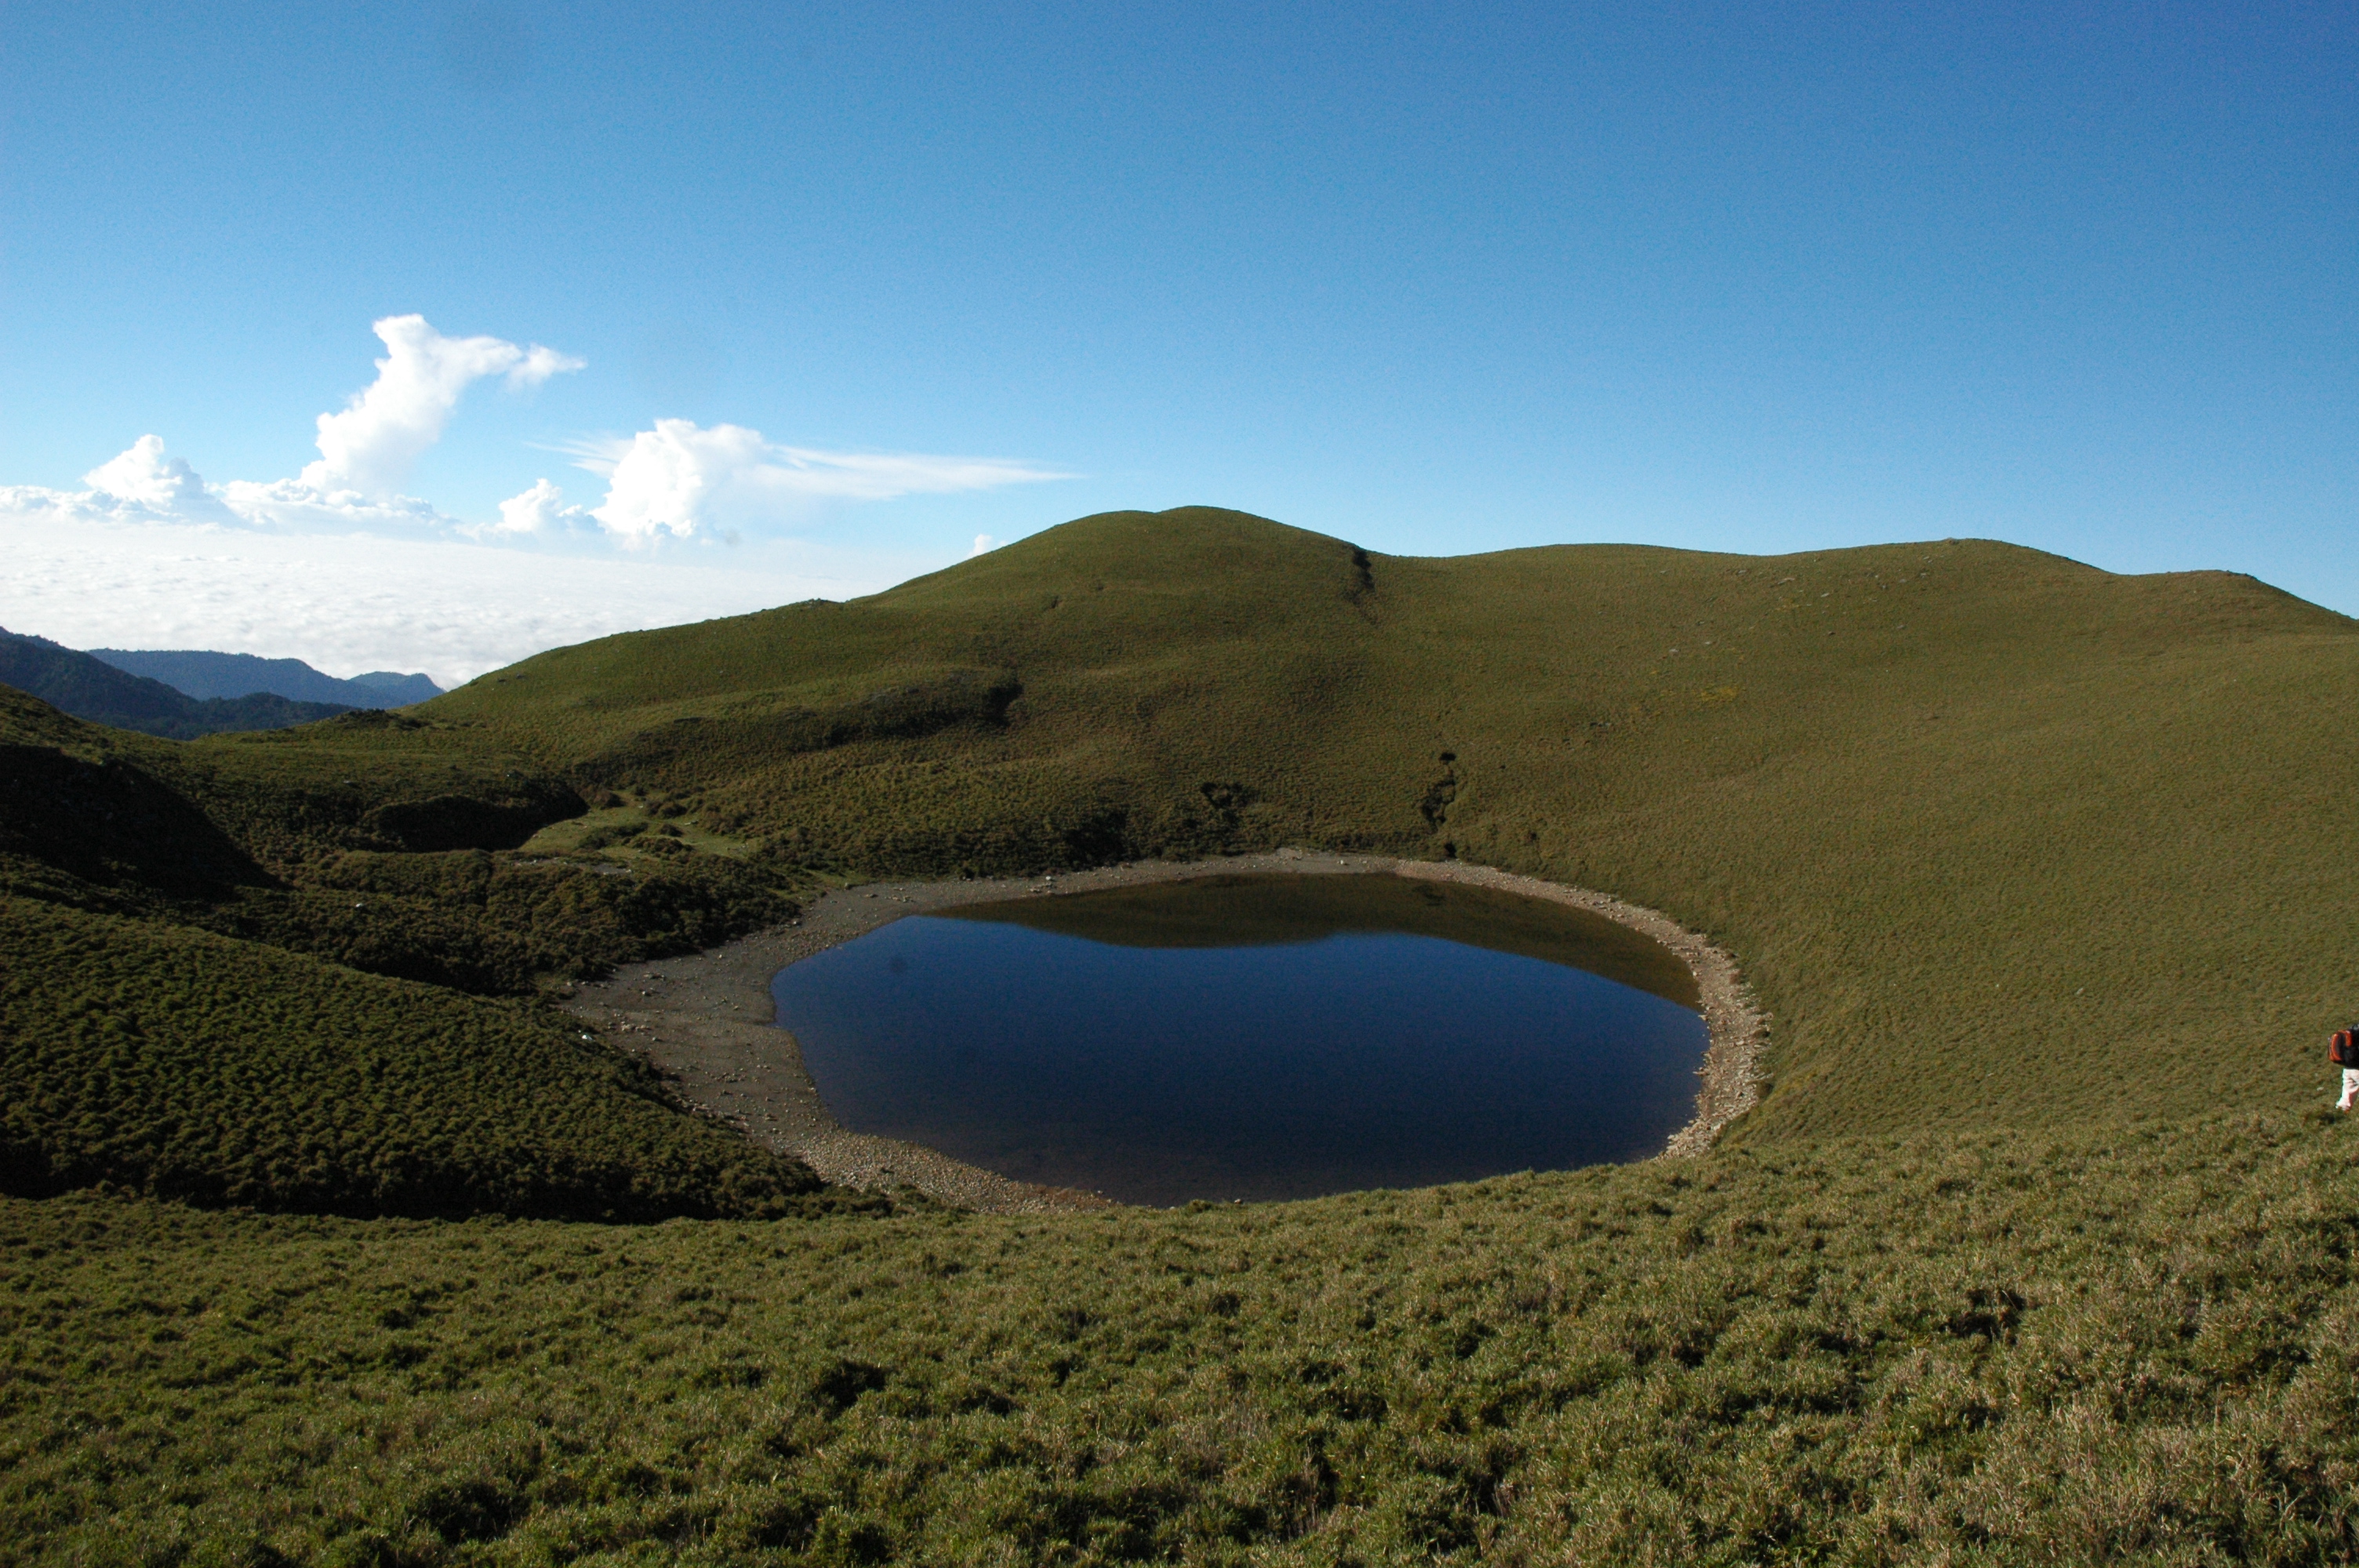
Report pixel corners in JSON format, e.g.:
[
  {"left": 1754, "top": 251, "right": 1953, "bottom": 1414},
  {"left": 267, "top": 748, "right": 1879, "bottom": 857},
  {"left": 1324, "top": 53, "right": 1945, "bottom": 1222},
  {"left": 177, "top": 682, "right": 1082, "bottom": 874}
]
[
  {"left": 413, "top": 507, "right": 2359, "bottom": 1142},
  {"left": 0, "top": 690, "right": 821, "bottom": 1218},
  {"left": 0, "top": 896, "right": 823, "bottom": 1218}
]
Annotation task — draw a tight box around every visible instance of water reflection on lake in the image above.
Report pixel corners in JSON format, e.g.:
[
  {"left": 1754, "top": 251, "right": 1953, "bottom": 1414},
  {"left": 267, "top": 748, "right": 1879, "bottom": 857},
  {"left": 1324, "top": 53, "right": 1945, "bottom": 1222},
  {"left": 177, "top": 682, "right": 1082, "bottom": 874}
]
[{"left": 772, "top": 873, "right": 1707, "bottom": 1206}]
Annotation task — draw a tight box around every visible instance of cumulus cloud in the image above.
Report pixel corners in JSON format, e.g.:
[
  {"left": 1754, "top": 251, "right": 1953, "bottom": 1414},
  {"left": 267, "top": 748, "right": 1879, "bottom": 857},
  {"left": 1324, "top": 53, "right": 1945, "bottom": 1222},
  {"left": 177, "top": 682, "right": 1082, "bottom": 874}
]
[
  {"left": 10, "top": 313, "right": 1064, "bottom": 550},
  {"left": 0, "top": 435, "right": 242, "bottom": 525},
  {"left": 85, "top": 434, "right": 211, "bottom": 508},
  {"left": 479, "top": 476, "right": 594, "bottom": 536},
  {"left": 565, "top": 419, "right": 1072, "bottom": 543},
  {"left": 0, "top": 317, "right": 587, "bottom": 537},
  {"left": 8, "top": 408, "right": 1065, "bottom": 558},
  {"left": 300, "top": 314, "right": 582, "bottom": 497}
]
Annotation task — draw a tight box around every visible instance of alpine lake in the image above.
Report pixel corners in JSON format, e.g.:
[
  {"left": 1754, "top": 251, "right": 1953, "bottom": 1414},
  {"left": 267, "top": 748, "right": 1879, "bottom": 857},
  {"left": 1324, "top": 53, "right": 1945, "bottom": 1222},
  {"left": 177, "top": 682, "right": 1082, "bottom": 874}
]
[{"left": 772, "top": 873, "right": 1709, "bottom": 1206}]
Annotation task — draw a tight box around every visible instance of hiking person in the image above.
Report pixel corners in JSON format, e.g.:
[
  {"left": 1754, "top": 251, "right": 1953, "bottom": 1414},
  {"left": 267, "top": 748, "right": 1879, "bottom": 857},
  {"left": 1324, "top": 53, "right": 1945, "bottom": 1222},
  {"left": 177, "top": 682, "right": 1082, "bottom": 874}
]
[{"left": 2335, "top": 1026, "right": 2359, "bottom": 1112}]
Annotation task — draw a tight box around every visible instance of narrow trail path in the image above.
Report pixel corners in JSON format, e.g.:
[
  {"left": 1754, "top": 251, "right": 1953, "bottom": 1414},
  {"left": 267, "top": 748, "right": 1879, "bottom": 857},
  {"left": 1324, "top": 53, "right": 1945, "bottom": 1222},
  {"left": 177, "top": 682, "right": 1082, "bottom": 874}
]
[{"left": 564, "top": 851, "right": 1765, "bottom": 1214}]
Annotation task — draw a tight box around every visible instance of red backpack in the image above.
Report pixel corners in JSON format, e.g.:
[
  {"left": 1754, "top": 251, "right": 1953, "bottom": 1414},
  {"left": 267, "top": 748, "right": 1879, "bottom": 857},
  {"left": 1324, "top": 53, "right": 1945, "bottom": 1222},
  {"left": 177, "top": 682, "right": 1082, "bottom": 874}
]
[{"left": 2334, "top": 1029, "right": 2359, "bottom": 1068}]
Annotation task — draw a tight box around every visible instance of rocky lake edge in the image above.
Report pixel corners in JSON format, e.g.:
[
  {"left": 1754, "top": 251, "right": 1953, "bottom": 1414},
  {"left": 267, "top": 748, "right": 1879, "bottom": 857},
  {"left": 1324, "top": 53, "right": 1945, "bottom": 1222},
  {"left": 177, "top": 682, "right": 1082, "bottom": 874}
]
[{"left": 564, "top": 850, "right": 1767, "bottom": 1214}]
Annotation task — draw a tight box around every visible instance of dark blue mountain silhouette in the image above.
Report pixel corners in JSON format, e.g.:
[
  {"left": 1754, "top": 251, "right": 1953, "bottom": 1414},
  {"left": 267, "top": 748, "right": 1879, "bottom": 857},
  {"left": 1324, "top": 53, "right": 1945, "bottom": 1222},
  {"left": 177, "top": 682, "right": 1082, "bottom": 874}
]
[
  {"left": 0, "top": 629, "right": 354, "bottom": 739},
  {"left": 86, "top": 648, "right": 441, "bottom": 706}
]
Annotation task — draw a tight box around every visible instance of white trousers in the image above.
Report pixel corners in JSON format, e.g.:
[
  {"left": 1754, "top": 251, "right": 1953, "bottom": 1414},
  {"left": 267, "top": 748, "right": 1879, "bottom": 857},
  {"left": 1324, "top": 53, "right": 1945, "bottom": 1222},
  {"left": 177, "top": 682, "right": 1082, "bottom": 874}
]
[{"left": 2342, "top": 1069, "right": 2359, "bottom": 1112}]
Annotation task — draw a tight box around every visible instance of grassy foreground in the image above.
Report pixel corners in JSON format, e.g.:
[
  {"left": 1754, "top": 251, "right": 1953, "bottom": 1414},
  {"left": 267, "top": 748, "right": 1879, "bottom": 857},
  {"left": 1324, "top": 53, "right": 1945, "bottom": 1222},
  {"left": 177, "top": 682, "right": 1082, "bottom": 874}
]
[{"left": 8, "top": 1112, "right": 2357, "bottom": 1564}]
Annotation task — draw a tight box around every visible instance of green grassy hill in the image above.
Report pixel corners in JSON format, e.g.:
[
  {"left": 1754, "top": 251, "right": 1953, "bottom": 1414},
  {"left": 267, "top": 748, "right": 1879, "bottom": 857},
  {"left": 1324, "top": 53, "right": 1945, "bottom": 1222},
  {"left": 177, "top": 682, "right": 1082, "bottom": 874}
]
[
  {"left": 10, "top": 506, "right": 2359, "bottom": 1560},
  {"left": 427, "top": 507, "right": 2359, "bottom": 1142}
]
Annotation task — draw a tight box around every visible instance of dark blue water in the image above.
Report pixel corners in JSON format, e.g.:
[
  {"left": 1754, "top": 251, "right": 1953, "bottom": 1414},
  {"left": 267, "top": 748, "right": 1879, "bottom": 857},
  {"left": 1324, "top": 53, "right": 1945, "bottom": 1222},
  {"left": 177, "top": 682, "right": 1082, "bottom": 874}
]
[{"left": 772, "top": 875, "right": 1707, "bottom": 1206}]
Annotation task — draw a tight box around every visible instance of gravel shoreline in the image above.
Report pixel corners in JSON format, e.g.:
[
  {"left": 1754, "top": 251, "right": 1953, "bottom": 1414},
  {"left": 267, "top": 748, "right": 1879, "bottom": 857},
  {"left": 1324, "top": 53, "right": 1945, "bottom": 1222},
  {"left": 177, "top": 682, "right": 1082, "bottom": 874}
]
[{"left": 563, "top": 851, "right": 1766, "bottom": 1213}]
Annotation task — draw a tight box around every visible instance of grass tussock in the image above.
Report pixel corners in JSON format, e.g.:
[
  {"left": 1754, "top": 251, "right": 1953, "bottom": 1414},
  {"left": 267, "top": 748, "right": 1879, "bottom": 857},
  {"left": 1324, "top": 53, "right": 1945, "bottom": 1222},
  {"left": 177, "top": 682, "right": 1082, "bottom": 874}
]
[{"left": 6, "top": 1113, "right": 2357, "bottom": 1563}]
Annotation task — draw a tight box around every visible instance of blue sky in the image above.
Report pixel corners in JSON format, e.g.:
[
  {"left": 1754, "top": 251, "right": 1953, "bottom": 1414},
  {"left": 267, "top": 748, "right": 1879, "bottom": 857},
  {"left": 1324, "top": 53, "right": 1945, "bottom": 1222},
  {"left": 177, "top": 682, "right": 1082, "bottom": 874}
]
[{"left": 2, "top": 2, "right": 2352, "bottom": 680}]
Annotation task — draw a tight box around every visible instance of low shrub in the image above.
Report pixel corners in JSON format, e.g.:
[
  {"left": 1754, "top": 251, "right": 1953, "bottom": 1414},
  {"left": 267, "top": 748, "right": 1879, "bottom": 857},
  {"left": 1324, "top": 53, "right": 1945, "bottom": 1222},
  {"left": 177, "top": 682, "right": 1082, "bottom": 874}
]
[{"left": 0, "top": 897, "right": 824, "bottom": 1220}]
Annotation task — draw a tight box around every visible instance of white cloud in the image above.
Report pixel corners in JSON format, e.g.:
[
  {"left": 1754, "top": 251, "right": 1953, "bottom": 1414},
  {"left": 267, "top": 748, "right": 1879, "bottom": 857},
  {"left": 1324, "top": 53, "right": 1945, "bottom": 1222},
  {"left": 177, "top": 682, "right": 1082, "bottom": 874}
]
[
  {"left": 300, "top": 314, "right": 582, "bottom": 497},
  {"left": 9, "top": 317, "right": 1065, "bottom": 550},
  {"left": 213, "top": 476, "right": 459, "bottom": 533},
  {"left": 569, "top": 419, "right": 1072, "bottom": 543},
  {"left": 0, "top": 315, "right": 1075, "bottom": 680},
  {"left": 85, "top": 434, "right": 210, "bottom": 508},
  {"left": 971, "top": 534, "right": 998, "bottom": 557},
  {"left": 578, "top": 420, "right": 769, "bottom": 542},
  {"left": 0, "top": 508, "right": 927, "bottom": 688},
  {"left": 481, "top": 477, "right": 593, "bottom": 537},
  {"left": 2, "top": 316, "right": 588, "bottom": 537},
  {"left": 3, "top": 434, "right": 465, "bottom": 536},
  {"left": 0, "top": 436, "right": 241, "bottom": 526}
]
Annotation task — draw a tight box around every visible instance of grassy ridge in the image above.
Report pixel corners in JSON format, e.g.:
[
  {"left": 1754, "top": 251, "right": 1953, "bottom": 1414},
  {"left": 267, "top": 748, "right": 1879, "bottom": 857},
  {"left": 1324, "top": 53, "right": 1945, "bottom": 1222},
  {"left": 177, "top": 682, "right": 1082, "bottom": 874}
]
[
  {"left": 0, "top": 689, "right": 580, "bottom": 891},
  {"left": 0, "top": 897, "right": 823, "bottom": 1219},
  {"left": 431, "top": 514, "right": 1394, "bottom": 874},
  {"left": 419, "top": 509, "right": 2359, "bottom": 1142},
  {"left": 7, "top": 1112, "right": 2356, "bottom": 1563},
  {"left": 1361, "top": 536, "right": 2359, "bottom": 1141}
]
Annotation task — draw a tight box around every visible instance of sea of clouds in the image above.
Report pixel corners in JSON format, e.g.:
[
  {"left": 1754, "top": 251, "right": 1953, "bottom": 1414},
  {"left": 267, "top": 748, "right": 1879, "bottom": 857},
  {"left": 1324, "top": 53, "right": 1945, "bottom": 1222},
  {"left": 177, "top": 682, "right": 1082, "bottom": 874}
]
[{"left": 0, "top": 316, "right": 1062, "bottom": 686}]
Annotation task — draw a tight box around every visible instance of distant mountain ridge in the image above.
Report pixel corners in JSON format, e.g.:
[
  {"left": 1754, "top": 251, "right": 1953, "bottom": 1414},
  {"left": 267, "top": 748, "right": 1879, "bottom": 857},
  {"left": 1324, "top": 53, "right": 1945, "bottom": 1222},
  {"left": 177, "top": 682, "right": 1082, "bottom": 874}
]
[
  {"left": 0, "top": 627, "right": 354, "bottom": 739},
  {"left": 88, "top": 648, "right": 441, "bottom": 706}
]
